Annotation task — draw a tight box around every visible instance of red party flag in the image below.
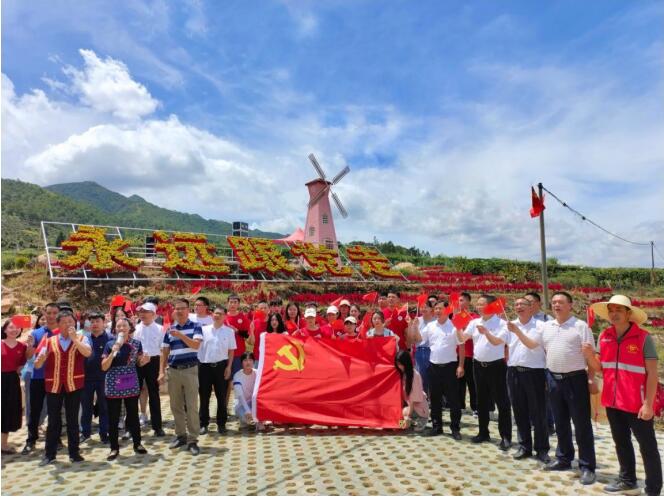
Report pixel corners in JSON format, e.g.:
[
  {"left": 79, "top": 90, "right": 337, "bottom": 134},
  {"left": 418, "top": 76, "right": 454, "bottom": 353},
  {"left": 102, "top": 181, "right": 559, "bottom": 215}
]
[
  {"left": 11, "top": 315, "right": 32, "bottom": 329},
  {"left": 362, "top": 292, "right": 378, "bottom": 303},
  {"left": 451, "top": 310, "right": 473, "bottom": 330},
  {"left": 255, "top": 334, "right": 401, "bottom": 428},
  {"left": 110, "top": 295, "right": 125, "bottom": 308},
  {"left": 530, "top": 186, "right": 545, "bottom": 218},
  {"left": 587, "top": 306, "right": 595, "bottom": 328}
]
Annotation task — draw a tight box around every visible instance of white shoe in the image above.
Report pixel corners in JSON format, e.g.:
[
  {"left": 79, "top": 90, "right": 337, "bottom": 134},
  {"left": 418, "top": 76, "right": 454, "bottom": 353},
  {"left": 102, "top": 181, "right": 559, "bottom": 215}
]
[{"left": 139, "top": 414, "right": 147, "bottom": 427}]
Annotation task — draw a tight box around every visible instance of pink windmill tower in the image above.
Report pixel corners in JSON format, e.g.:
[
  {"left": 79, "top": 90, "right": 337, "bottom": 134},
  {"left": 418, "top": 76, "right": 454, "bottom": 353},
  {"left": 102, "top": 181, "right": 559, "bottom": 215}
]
[{"left": 303, "top": 153, "right": 350, "bottom": 250}]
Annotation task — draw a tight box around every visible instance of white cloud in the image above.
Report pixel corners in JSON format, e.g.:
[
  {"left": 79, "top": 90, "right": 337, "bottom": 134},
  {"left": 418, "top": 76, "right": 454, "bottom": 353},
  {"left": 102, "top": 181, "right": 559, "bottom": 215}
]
[{"left": 63, "top": 49, "right": 159, "bottom": 120}]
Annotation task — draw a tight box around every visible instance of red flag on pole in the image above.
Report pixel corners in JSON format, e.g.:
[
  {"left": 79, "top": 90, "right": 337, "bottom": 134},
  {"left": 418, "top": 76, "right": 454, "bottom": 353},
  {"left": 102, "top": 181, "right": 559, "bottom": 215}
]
[
  {"left": 11, "top": 315, "right": 32, "bottom": 329},
  {"left": 110, "top": 295, "right": 125, "bottom": 308},
  {"left": 254, "top": 334, "right": 401, "bottom": 428},
  {"left": 191, "top": 284, "right": 203, "bottom": 296},
  {"left": 416, "top": 293, "right": 429, "bottom": 308},
  {"left": 330, "top": 296, "right": 345, "bottom": 308},
  {"left": 451, "top": 310, "right": 473, "bottom": 331},
  {"left": 448, "top": 292, "right": 460, "bottom": 311},
  {"left": 362, "top": 292, "right": 378, "bottom": 303},
  {"left": 530, "top": 186, "right": 545, "bottom": 218},
  {"left": 587, "top": 306, "right": 595, "bottom": 328},
  {"left": 483, "top": 297, "right": 507, "bottom": 316}
]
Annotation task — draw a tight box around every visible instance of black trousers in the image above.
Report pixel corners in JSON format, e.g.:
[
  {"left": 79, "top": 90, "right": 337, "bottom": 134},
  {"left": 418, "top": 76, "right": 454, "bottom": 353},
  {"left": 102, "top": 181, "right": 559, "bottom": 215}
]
[
  {"left": 107, "top": 396, "right": 141, "bottom": 451},
  {"left": 473, "top": 359, "right": 512, "bottom": 441},
  {"left": 507, "top": 366, "right": 549, "bottom": 454},
  {"left": 26, "top": 379, "right": 47, "bottom": 444},
  {"left": 138, "top": 356, "right": 163, "bottom": 431},
  {"left": 428, "top": 361, "right": 462, "bottom": 432},
  {"left": 45, "top": 390, "right": 81, "bottom": 459},
  {"left": 606, "top": 407, "right": 662, "bottom": 496},
  {"left": 547, "top": 370, "right": 596, "bottom": 471},
  {"left": 199, "top": 360, "right": 229, "bottom": 428},
  {"left": 458, "top": 356, "right": 477, "bottom": 411}
]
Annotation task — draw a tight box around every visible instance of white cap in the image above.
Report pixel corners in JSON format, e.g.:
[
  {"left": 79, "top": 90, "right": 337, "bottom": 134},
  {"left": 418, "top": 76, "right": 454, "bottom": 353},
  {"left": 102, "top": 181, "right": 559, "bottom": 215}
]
[
  {"left": 304, "top": 308, "right": 317, "bottom": 318},
  {"left": 138, "top": 302, "right": 157, "bottom": 313},
  {"left": 326, "top": 306, "right": 339, "bottom": 315},
  {"left": 344, "top": 316, "right": 357, "bottom": 324},
  {"left": 339, "top": 299, "right": 351, "bottom": 307}
]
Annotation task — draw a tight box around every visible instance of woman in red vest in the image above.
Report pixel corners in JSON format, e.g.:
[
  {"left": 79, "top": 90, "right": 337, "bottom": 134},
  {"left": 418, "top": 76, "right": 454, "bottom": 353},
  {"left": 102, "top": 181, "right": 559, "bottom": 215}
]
[
  {"left": 34, "top": 310, "right": 92, "bottom": 466},
  {"left": 586, "top": 295, "right": 661, "bottom": 496}
]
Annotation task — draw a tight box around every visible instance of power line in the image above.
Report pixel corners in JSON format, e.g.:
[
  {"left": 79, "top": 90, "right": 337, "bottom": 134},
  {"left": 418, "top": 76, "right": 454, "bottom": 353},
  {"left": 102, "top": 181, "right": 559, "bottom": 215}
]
[
  {"left": 654, "top": 243, "right": 664, "bottom": 264},
  {"left": 540, "top": 185, "right": 652, "bottom": 247}
]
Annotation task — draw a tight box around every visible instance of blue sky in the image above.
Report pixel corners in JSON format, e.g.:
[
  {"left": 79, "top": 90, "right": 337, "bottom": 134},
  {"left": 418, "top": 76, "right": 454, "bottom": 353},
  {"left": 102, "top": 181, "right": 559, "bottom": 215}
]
[{"left": 2, "top": 0, "right": 663, "bottom": 267}]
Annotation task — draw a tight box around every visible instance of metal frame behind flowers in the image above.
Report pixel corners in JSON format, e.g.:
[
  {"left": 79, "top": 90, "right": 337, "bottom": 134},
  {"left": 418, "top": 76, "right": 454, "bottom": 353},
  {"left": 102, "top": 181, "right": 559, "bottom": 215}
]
[{"left": 40, "top": 221, "right": 409, "bottom": 291}]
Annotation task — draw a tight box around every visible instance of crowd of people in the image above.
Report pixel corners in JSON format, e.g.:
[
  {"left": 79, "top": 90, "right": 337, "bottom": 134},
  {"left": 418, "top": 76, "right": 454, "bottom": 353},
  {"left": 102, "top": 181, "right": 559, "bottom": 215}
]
[{"left": 0, "top": 290, "right": 661, "bottom": 495}]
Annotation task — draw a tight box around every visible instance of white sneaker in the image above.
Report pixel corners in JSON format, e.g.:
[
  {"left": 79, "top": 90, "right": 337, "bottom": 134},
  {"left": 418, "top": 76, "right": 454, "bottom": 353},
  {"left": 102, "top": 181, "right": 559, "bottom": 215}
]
[{"left": 139, "top": 414, "right": 147, "bottom": 427}]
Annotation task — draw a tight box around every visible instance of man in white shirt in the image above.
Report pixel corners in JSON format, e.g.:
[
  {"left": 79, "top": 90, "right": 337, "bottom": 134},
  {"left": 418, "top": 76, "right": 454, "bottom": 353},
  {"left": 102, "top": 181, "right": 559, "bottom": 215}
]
[
  {"left": 134, "top": 302, "right": 165, "bottom": 436},
  {"left": 457, "top": 295, "right": 512, "bottom": 449},
  {"left": 189, "top": 296, "right": 214, "bottom": 326},
  {"left": 197, "top": 306, "right": 236, "bottom": 435},
  {"left": 505, "top": 297, "right": 549, "bottom": 462},
  {"left": 410, "top": 301, "right": 464, "bottom": 439}
]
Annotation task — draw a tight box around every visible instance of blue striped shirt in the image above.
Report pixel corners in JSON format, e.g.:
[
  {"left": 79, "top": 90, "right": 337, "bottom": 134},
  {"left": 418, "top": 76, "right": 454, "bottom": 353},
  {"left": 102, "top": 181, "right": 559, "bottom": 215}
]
[{"left": 161, "top": 319, "right": 203, "bottom": 366}]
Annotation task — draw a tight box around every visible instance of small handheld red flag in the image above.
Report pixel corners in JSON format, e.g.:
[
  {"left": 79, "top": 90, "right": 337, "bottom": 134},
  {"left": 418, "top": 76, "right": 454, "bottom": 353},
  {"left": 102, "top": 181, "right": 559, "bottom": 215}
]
[
  {"left": 110, "top": 295, "right": 125, "bottom": 308},
  {"left": 162, "top": 313, "right": 172, "bottom": 332},
  {"left": 11, "top": 315, "right": 32, "bottom": 329},
  {"left": 530, "top": 186, "right": 545, "bottom": 218},
  {"left": 483, "top": 297, "right": 506, "bottom": 316},
  {"left": 398, "top": 303, "right": 408, "bottom": 315},
  {"left": 285, "top": 320, "right": 298, "bottom": 333},
  {"left": 330, "top": 296, "right": 345, "bottom": 308},
  {"left": 448, "top": 292, "right": 460, "bottom": 311},
  {"left": 331, "top": 319, "right": 345, "bottom": 331},
  {"left": 451, "top": 310, "right": 472, "bottom": 330},
  {"left": 416, "top": 293, "right": 429, "bottom": 308},
  {"left": 362, "top": 292, "right": 378, "bottom": 303},
  {"left": 191, "top": 284, "right": 203, "bottom": 296},
  {"left": 586, "top": 307, "right": 595, "bottom": 328}
]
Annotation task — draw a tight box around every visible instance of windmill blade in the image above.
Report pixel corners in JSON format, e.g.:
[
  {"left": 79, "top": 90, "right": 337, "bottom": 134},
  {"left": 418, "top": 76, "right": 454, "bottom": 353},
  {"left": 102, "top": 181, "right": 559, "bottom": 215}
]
[
  {"left": 331, "top": 191, "right": 349, "bottom": 218},
  {"left": 308, "top": 153, "right": 326, "bottom": 180},
  {"left": 307, "top": 185, "right": 330, "bottom": 208},
  {"left": 331, "top": 165, "right": 350, "bottom": 185}
]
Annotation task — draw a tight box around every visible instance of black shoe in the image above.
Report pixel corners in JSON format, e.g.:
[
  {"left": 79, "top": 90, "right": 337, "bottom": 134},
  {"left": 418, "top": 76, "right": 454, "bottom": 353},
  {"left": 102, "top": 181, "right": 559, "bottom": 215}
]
[
  {"left": 603, "top": 480, "right": 640, "bottom": 495},
  {"left": 169, "top": 437, "right": 187, "bottom": 449},
  {"left": 107, "top": 450, "right": 119, "bottom": 461},
  {"left": 535, "top": 452, "right": 551, "bottom": 464},
  {"left": 471, "top": 434, "right": 491, "bottom": 444},
  {"left": 451, "top": 431, "right": 462, "bottom": 441},
  {"left": 56, "top": 440, "right": 64, "bottom": 451},
  {"left": 133, "top": 444, "right": 147, "bottom": 455},
  {"left": 426, "top": 426, "right": 443, "bottom": 437},
  {"left": 39, "top": 456, "right": 56, "bottom": 466},
  {"left": 217, "top": 425, "right": 227, "bottom": 434},
  {"left": 544, "top": 460, "right": 572, "bottom": 472},
  {"left": 21, "top": 443, "right": 35, "bottom": 455},
  {"left": 513, "top": 448, "right": 532, "bottom": 459},
  {"left": 100, "top": 436, "right": 109, "bottom": 444},
  {"left": 499, "top": 439, "right": 512, "bottom": 451},
  {"left": 153, "top": 429, "right": 166, "bottom": 437},
  {"left": 69, "top": 454, "right": 84, "bottom": 463},
  {"left": 187, "top": 443, "right": 200, "bottom": 456},
  {"left": 199, "top": 426, "right": 208, "bottom": 435},
  {"left": 580, "top": 469, "right": 596, "bottom": 485},
  {"left": 79, "top": 435, "right": 90, "bottom": 444}
]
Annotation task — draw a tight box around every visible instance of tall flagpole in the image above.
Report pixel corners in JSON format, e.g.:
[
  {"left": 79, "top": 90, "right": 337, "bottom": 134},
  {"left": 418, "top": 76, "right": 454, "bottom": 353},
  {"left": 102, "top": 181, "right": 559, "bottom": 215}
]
[{"left": 538, "top": 182, "right": 549, "bottom": 310}]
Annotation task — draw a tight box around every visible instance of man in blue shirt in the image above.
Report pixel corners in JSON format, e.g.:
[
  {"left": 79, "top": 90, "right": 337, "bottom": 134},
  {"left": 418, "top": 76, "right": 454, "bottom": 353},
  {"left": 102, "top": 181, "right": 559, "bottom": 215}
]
[
  {"left": 80, "top": 311, "right": 110, "bottom": 444},
  {"left": 159, "top": 298, "right": 203, "bottom": 455},
  {"left": 22, "top": 303, "right": 59, "bottom": 455}
]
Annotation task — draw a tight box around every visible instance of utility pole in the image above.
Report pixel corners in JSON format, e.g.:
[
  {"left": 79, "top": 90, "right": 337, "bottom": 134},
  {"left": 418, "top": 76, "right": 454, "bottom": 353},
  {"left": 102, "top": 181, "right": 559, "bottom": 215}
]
[
  {"left": 538, "top": 183, "right": 549, "bottom": 310},
  {"left": 651, "top": 241, "right": 656, "bottom": 285}
]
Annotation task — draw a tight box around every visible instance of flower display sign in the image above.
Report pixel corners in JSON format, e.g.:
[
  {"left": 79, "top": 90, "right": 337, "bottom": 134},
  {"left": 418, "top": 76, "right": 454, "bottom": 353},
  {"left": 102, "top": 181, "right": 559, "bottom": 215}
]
[
  {"left": 345, "top": 245, "right": 402, "bottom": 279},
  {"left": 154, "top": 231, "right": 231, "bottom": 276},
  {"left": 227, "top": 236, "right": 295, "bottom": 275},
  {"left": 289, "top": 242, "right": 353, "bottom": 278},
  {"left": 59, "top": 226, "right": 142, "bottom": 274}
]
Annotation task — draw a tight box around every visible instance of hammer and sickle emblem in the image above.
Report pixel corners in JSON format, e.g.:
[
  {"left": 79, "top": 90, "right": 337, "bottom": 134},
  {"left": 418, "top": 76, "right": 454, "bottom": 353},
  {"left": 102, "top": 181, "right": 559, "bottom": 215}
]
[{"left": 273, "top": 341, "right": 305, "bottom": 372}]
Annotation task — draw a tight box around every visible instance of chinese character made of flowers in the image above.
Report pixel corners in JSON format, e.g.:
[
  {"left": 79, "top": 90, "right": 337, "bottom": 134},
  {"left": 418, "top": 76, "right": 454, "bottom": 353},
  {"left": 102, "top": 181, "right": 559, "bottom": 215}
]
[
  {"left": 227, "top": 236, "right": 295, "bottom": 275},
  {"left": 289, "top": 242, "right": 353, "bottom": 278},
  {"left": 154, "top": 231, "right": 230, "bottom": 276},
  {"left": 59, "top": 226, "right": 142, "bottom": 273},
  {"left": 345, "top": 245, "right": 402, "bottom": 279}
]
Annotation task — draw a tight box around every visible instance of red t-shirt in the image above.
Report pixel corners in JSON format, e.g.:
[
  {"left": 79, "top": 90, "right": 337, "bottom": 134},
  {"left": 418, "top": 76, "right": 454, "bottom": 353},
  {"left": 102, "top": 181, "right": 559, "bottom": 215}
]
[
  {"left": 251, "top": 319, "right": 267, "bottom": 361},
  {"left": 225, "top": 313, "right": 249, "bottom": 357},
  {"left": 458, "top": 312, "right": 480, "bottom": 359},
  {"left": 292, "top": 325, "right": 333, "bottom": 339},
  {"left": 1, "top": 341, "right": 27, "bottom": 373},
  {"left": 386, "top": 309, "right": 408, "bottom": 350}
]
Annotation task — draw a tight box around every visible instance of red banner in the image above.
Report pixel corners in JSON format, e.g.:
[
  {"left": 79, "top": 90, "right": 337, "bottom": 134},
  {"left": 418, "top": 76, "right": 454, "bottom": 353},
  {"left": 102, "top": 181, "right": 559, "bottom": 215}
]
[{"left": 254, "top": 334, "right": 402, "bottom": 428}]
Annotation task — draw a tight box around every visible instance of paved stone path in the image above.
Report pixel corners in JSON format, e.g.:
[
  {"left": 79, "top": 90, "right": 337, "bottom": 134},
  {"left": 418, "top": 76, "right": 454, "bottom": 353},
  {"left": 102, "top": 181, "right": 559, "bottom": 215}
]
[{"left": 2, "top": 395, "right": 662, "bottom": 495}]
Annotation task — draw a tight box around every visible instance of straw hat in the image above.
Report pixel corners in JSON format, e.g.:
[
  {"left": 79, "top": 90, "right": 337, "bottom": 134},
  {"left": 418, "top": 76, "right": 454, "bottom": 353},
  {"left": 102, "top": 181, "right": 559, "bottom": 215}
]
[{"left": 590, "top": 295, "right": 648, "bottom": 325}]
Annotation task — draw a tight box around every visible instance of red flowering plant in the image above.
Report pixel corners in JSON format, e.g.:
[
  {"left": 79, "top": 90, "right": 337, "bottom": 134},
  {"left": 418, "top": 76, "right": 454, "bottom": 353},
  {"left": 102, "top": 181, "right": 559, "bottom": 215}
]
[
  {"left": 227, "top": 236, "right": 295, "bottom": 275},
  {"left": 59, "top": 225, "right": 142, "bottom": 274},
  {"left": 289, "top": 242, "right": 353, "bottom": 278},
  {"left": 154, "top": 231, "right": 230, "bottom": 276},
  {"left": 345, "top": 245, "right": 402, "bottom": 279}
]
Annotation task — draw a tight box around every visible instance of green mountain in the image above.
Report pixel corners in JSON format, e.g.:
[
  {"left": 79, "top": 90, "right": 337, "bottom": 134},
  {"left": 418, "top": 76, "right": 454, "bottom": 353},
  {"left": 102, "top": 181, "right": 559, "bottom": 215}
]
[{"left": 1, "top": 178, "right": 284, "bottom": 249}]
